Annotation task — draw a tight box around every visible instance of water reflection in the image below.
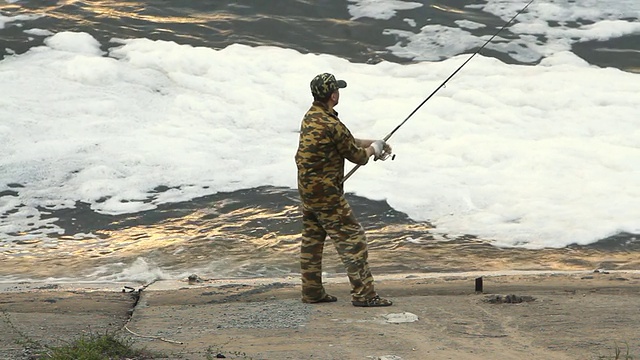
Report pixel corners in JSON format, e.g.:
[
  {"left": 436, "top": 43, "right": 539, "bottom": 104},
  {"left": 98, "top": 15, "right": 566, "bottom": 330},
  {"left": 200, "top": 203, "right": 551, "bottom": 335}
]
[
  {"left": 1, "top": 186, "right": 639, "bottom": 282},
  {"left": 431, "top": 4, "right": 467, "bottom": 15}
]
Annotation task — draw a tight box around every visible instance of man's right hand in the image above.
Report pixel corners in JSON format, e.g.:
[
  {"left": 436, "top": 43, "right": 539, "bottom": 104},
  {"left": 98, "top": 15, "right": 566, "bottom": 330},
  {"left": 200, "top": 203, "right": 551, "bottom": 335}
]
[{"left": 370, "top": 140, "right": 386, "bottom": 159}]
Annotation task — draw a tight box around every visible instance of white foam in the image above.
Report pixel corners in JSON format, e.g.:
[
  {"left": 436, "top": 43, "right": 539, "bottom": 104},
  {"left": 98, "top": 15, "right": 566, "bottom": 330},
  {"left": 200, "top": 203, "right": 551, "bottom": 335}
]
[
  {"left": 87, "top": 257, "right": 179, "bottom": 284},
  {"left": 23, "top": 28, "right": 53, "bottom": 37},
  {"left": 456, "top": 20, "right": 486, "bottom": 30},
  {"left": 1, "top": 30, "right": 639, "bottom": 248},
  {"left": 348, "top": 0, "right": 423, "bottom": 20},
  {"left": 384, "top": 25, "right": 484, "bottom": 61},
  {"left": 0, "top": 12, "right": 42, "bottom": 30}
]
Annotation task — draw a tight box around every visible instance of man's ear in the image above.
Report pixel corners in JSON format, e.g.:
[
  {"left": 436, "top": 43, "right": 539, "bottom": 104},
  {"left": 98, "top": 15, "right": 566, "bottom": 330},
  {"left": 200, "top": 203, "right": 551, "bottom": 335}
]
[{"left": 331, "top": 92, "right": 338, "bottom": 102}]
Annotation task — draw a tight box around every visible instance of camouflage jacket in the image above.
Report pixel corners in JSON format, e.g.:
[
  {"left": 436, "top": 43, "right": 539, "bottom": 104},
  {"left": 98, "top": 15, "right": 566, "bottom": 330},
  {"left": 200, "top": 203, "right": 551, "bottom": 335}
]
[{"left": 295, "top": 102, "right": 369, "bottom": 210}]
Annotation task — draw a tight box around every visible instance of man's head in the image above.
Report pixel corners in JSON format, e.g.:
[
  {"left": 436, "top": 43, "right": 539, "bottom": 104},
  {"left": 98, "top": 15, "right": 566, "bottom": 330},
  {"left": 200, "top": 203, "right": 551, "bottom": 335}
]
[{"left": 310, "top": 73, "right": 347, "bottom": 103}]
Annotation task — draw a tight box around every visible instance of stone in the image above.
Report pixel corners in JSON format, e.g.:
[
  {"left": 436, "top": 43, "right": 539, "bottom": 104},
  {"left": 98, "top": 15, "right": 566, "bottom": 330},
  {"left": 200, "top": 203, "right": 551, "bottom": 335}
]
[{"left": 384, "top": 312, "right": 419, "bottom": 323}]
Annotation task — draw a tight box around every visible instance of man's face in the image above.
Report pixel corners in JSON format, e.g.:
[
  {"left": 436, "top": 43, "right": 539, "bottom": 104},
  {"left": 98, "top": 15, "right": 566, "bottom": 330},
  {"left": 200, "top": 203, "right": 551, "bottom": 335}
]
[{"left": 331, "top": 89, "right": 340, "bottom": 106}]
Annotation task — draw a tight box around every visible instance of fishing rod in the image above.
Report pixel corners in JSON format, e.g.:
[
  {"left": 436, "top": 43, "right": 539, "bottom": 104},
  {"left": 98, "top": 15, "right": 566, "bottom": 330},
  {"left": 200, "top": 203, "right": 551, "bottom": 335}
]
[{"left": 343, "top": 0, "right": 536, "bottom": 183}]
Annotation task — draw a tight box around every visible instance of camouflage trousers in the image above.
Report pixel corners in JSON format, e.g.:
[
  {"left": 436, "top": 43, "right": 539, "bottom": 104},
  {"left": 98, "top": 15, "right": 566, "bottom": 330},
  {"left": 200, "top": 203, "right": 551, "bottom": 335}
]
[{"left": 300, "top": 197, "right": 377, "bottom": 303}]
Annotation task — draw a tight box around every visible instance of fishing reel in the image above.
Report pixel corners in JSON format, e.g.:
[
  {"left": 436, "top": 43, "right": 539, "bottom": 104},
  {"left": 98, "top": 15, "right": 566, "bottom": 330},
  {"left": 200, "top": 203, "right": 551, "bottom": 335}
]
[{"left": 375, "top": 149, "right": 395, "bottom": 161}]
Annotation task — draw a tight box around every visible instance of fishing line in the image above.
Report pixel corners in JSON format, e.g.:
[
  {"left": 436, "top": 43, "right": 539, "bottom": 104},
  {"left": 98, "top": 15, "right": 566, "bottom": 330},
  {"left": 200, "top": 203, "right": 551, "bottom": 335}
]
[{"left": 343, "top": 0, "right": 536, "bottom": 183}]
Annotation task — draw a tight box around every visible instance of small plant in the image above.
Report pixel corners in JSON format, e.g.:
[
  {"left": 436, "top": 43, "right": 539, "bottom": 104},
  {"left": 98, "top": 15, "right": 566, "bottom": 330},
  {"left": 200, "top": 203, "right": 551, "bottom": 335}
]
[
  {"left": 3, "top": 309, "right": 161, "bottom": 359},
  {"left": 46, "top": 332, "right": 156, "bottom": 359},
  {"left": 598, "top": 341, "right": 636, "bottom": 360}
]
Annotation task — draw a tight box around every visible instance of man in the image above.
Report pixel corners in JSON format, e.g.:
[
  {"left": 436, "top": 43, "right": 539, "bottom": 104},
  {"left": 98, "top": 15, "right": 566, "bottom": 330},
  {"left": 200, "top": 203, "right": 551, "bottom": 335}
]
[{"left": 295, "top": 72, "right": 393, "bottom": 307}]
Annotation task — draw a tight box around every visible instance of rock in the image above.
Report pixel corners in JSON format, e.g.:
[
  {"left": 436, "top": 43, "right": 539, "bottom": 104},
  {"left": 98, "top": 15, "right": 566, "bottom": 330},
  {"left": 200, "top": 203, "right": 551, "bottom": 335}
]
[{"left": 384, "top": 312, "right": 419, "bottom": 323}]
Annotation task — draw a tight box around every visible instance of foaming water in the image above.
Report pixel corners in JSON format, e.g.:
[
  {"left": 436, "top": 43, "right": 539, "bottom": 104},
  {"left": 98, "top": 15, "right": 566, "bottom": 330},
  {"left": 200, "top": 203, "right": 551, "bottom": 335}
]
[{"left": 2, "top": 0, "right": 640, "bottom": 283}]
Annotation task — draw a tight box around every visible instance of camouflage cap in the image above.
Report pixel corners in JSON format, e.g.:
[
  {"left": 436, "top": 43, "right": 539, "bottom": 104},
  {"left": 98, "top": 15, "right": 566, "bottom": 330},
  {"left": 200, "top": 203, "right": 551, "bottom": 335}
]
[{"left": 310, "top": 73, "right": 347, "bottom": 99}]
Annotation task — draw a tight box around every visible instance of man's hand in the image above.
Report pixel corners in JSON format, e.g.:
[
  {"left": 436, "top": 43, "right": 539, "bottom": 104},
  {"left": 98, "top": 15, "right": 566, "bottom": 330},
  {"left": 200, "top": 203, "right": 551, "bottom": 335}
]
[
  {"left": 369, "top": 140, "right": 388, "bottom": 161},
  {"left": 370, "top": 140, "right": 384, "bottom": 157},
  {"left": 383, "top": 142, "right": 392, "bottom": 157},
  {"left": 370, "top": 140, "right": 393, "bottom": 161}
]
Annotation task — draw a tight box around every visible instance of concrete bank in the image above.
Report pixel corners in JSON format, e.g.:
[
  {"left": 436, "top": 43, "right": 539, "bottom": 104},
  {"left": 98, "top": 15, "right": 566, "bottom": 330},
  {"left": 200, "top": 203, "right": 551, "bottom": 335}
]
[{"left": 1, "top": 271, "right": 639, "bottom": 359}]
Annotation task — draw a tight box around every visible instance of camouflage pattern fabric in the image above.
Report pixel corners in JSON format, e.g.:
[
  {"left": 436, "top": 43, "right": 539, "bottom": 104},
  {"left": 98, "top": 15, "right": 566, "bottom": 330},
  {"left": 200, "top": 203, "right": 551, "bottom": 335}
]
[
  {"left": 300, "top": 196, "right": 377, "bottom": 302},
  {"left": 295, "top": 102, "right": 368, "bottom": 210},
  {"left": 310, "top": 73, "right": 347, "bottom": 99},
  {"left": 296, "top": 101, "right": 378, "bottom": 302}
]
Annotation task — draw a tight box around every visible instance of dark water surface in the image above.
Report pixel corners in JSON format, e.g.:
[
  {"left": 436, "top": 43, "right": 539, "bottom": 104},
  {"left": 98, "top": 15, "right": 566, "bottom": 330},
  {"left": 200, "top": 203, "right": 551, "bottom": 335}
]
[
  {"left": 1, "top": 186, "right": 638, "bottom": 282},
  {"left": 2, "top": 0, "right": 639, "bottom": 69}
]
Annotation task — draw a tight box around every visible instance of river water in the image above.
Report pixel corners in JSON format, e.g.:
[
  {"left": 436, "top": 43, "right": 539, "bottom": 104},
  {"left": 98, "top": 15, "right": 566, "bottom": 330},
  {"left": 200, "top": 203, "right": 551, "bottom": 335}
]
[{"left": 1, "top": 0, "right": 639, "bottom": 284}]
